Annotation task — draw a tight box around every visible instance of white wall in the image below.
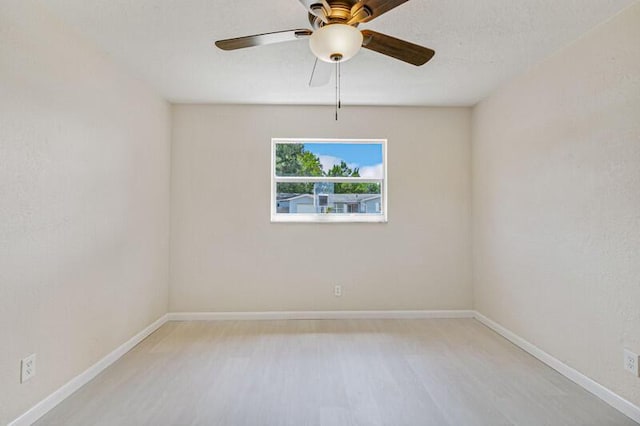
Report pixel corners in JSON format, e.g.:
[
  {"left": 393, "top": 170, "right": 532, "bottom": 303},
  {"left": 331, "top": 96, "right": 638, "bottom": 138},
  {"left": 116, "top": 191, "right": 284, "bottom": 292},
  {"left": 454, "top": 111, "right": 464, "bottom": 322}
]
[
  {"left": 0, "top": 2, "right": 171, "bottom": 423},
  {"left": 171, "top": 105, "right": 472, "bottom": 312},
  {"left": 472, "top": 2, "right": 640, "bottom": 408}
]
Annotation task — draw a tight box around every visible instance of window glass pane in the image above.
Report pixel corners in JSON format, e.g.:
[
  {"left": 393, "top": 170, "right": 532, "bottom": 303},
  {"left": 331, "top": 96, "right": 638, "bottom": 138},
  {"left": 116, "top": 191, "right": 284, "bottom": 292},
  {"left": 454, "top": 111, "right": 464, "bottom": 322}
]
[
  {"left": 275, "top": 142, "right": 383, "bottom": 178},
  {"left": 276, "top": 182, "right": 382, "bottom": 214}
]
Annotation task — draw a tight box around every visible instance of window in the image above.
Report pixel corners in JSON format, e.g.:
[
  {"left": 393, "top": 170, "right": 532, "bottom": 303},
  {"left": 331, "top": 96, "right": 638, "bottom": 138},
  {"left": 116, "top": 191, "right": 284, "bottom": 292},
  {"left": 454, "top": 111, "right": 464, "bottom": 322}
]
[{"left": 271, "top": 138, "right": 387, "bottom": 223}]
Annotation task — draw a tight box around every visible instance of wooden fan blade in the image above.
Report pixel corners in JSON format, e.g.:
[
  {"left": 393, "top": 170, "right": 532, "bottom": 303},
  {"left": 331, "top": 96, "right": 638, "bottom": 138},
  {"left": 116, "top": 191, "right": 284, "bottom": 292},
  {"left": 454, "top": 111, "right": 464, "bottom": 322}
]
[
  {"left": 215, "top": 29, "right": 312, "bottom": 51},
  {"left": 350, "top": 0, "right": 409, "bottom": 24},
  {"left": 361, "top": 30, "right": 435, "bottom": 66},
  {"left": 309, "top": 58, "right": 333, "bottom": 87}
]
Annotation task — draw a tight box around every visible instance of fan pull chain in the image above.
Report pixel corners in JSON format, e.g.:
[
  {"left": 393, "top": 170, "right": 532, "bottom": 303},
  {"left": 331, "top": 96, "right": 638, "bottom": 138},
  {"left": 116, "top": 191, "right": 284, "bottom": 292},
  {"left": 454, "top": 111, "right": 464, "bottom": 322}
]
[
  {"left": 338, "top": 61, "right": 342, "bottom": 110},
  {"left": 335, "top": 60, "right": 342, "bottom": 121},
  {"left": 335, "top": 60, "right": 339, "bottom": 121}
]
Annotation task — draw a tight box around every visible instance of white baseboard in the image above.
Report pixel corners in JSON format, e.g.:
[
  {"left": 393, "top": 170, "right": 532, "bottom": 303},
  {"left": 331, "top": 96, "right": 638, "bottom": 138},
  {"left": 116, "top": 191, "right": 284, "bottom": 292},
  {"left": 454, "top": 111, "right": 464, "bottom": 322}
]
[
  {"left": 8, "top": 310, "right": 471, "bottom": 425},
  {"left": 473, "top": 311, "right": 640, "bottom": 424},
  {"left": 12, "top": 310, "right": 638, "bottom": 426},
  {"left": 9, "top": 314, "right": 168, "bottom": 426},
  {"left": 168, "top": 310, "right": 475, "bottom": 321}
]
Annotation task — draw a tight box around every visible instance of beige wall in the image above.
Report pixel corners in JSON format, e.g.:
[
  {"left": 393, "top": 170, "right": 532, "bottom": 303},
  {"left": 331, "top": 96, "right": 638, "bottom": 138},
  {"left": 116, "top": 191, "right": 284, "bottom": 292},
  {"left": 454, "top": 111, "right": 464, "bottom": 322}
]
[
  {"left": 4, "top": 0, "right": 638, "bottom": 421},
  {"left": 170, "top": 105, "right": 472, "bottom": 312},
  {"left": 472, "top": 2, "right": 640, "bottom": 408},
  {"left": 0, "top": 2, "right": 171, "bottom": 423}
]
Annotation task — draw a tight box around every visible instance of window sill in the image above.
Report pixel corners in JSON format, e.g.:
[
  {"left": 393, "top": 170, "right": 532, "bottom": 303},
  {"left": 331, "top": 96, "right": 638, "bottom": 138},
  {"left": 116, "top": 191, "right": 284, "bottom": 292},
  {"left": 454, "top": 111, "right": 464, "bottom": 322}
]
[{"left": 271, "top": 214, "right": 387, "bottom": 223}]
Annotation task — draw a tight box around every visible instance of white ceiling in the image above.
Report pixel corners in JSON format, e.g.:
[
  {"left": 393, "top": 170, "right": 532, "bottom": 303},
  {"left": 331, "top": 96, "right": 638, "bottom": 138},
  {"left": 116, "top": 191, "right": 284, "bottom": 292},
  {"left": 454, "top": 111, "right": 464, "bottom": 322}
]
[{"left": 44, "top": 0, "right": 635, "bottom": 106}]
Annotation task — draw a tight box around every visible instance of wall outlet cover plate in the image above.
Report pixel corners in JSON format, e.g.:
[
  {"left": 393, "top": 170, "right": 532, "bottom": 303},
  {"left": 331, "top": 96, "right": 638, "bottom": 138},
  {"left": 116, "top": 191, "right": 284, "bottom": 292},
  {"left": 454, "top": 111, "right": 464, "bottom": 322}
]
[
  {"left": 21, "top": 353, "right": 37, "bottom": 383},
  {"left": 623, "top": 349, "right": 639, "bottom": 377}
]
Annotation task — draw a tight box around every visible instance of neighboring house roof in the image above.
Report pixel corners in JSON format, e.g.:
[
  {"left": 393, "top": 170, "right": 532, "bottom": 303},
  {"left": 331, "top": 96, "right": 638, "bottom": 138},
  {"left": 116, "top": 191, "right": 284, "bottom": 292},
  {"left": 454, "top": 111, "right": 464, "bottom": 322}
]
[
  {"left": 359, "top": 195, "right": 382, "bottom": 203},
  {"left": 277, "top": 193, "right": 380, "bottom": 203},
  {"left": 277, "top": 194, "right": 314, "bottom": 202}
]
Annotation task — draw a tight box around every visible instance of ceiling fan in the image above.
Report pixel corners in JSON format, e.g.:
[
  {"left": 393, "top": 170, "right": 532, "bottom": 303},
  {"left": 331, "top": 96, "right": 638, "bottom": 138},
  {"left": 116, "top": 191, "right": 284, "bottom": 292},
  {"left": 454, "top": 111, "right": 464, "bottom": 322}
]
[{"left": 214, "top": 0, "right": 435, "bottom": 86}]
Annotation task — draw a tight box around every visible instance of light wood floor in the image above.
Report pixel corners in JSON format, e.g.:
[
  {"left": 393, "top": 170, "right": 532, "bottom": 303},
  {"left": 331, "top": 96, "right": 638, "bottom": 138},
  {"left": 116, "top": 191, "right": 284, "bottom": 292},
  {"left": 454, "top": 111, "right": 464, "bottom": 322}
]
[{"left": 36, "top": 319, "right": 637, "bottom": 426}]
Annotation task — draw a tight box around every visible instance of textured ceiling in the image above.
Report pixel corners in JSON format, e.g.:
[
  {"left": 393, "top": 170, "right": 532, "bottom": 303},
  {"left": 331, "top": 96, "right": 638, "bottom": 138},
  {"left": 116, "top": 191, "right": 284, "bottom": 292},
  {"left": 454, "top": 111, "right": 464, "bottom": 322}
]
[{"left": 43, "top": 0, "right": 635, "bottom": 106}]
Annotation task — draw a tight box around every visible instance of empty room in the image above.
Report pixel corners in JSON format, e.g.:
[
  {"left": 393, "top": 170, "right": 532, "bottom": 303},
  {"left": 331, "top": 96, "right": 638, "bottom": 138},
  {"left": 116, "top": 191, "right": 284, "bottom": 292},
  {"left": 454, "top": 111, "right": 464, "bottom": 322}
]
[{"left": 1, "top": 0, "right": 639, "bottom": 425}]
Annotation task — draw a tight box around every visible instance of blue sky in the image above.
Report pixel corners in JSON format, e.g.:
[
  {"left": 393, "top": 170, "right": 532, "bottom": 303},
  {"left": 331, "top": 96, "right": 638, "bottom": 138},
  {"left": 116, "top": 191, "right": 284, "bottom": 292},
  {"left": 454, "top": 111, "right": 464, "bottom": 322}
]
[{"left": 304, "top": 143, "right": 382, "bottom": 167}]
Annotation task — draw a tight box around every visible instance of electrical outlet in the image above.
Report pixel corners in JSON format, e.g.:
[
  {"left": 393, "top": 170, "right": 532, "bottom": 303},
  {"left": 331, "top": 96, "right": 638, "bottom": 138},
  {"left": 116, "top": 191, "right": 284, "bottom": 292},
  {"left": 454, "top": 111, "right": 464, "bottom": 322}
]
[
  {"left": 624, "top": 349, "right": 639, "bottom": 377},
  {"left": 334, "top": 285, "right": 342, "bottom": 297},
  {"left": 21, "top": 353, "right": 36, "bottom": 383}
]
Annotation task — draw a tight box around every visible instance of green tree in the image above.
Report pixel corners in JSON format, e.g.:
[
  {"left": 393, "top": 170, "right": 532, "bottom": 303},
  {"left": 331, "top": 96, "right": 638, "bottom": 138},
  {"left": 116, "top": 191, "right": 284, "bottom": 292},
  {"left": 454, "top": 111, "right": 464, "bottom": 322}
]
[
  {"left": 327, "top": 161, "right": 379, "bottom": 194},
  {"left": 275, "top": 144, "right": 321, "bottom": 194},
  {"left": 299, "top": 151, "right": 323, "bottom": 177},
  {"left": 275, "top": 144, "right": 304, "bottom": 176},
  {"left": 326, "top": 161, "right": 353, "bottom": 178},
  {"left": 275, "top": 145, "right": 379, "bottom": 196}
]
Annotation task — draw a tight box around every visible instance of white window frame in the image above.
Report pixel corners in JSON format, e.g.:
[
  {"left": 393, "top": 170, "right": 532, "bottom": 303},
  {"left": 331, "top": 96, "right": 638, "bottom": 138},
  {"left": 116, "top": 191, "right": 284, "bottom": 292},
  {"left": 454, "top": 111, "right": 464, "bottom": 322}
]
[{"left": 271, "top": 138, "right": 388, "bottom": 223}]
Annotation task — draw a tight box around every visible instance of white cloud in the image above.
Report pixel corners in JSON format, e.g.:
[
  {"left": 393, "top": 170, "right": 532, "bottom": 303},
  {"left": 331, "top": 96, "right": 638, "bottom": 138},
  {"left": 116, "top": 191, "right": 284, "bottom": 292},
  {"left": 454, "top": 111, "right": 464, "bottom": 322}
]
[
  {"left": 317, "top": 155, "right": 358, "bottom": 173},
  {"left": 316, "top": 155, "right": 382, "bottom": 178},
  {"left": 317, "top": 155, "right": 341, "bottom": 171},
  {"left": 358, "top": 163, "right": 384, "bottom": 179}
]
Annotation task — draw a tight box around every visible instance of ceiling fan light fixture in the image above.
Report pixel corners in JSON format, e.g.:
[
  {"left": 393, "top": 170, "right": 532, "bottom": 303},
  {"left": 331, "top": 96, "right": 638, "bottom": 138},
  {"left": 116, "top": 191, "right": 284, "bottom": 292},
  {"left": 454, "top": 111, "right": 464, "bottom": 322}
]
[{"left": 309, "top": 24, "right": 363, "bottom": 63}]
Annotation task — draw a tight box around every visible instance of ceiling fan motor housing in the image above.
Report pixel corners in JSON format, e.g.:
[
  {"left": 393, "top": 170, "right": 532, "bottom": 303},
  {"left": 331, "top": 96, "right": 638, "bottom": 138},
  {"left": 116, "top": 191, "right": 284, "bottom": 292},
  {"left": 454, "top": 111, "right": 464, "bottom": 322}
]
[{"left": 308, "top": 0, "right": 371, "bottom": 29}]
